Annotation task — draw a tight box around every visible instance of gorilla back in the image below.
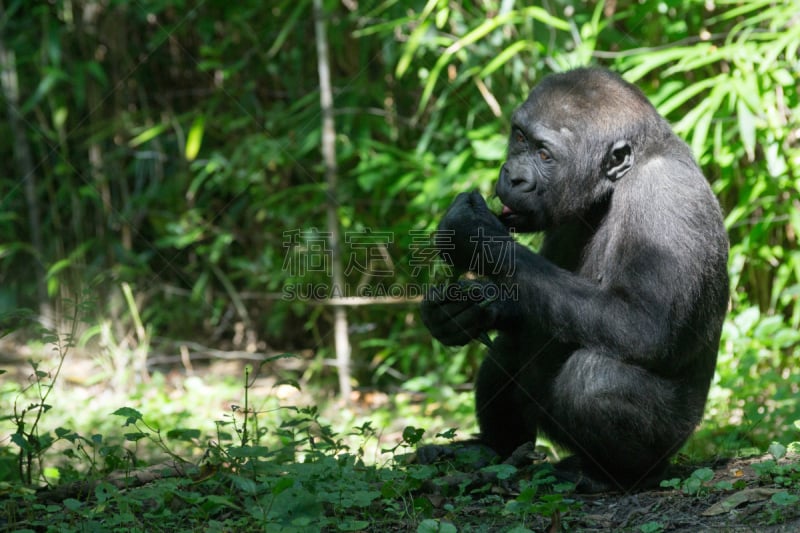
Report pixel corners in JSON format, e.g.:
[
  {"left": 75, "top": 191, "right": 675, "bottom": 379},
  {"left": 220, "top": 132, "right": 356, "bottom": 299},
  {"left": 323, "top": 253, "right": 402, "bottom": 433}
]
[{"left": 420, "top": 67, "right": 729, "bottom": 491}]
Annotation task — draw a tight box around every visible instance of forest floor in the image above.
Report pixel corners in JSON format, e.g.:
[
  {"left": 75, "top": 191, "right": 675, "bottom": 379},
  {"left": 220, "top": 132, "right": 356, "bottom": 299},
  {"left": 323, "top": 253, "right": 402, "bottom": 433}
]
[
  {"left": 402, "top": 446, "right": 800, "bottom": 532},
  {"left": 567, "top": 475, "right": 800, "bottom": 532},
  {"left": 511, "top": 454, "right": 800, "bottom": 532},
  {"left": 14, "top": 445, "right": 800, "bottom": 532},
  {"left": 2, "top": 342, "right": 800, "bottom": 531}
]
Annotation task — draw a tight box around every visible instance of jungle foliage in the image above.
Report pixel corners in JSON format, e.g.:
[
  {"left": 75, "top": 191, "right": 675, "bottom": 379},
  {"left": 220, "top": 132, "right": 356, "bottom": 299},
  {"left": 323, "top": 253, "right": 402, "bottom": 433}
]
[{"left": 1, "top": 0, "right": 798, "bottom": 459}]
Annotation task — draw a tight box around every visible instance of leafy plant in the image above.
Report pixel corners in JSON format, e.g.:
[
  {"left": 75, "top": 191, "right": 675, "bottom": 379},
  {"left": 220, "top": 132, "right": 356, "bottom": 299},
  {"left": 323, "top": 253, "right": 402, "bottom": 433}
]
[
  {"left": 660, "top": 467, "right": 717, "bottom": 496},
  {"left": 5, "top": 298, "right": 92, "bottom": 485},
  {"left": 504, "top": 464, "right": 580, "bottom": 521}
]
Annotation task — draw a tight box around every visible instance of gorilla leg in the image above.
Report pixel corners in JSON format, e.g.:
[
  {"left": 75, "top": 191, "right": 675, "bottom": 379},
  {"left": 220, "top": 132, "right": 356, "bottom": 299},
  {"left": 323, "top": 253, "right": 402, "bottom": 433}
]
[
  {"left": 416, "top": 342, "right": 536, "bottom": 467},
  {"left": 475, "top": 340, "right": 540, "bottom": 457},
  {"left": 543, "top": 350, "right": 696, "bottom": 488}
]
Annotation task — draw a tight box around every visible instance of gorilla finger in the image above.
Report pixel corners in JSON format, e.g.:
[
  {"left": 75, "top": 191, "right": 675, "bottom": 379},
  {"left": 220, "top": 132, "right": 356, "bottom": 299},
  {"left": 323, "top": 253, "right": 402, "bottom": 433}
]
[
  {"left": 436, "top": 321, "right": 489, "bottom": 346},
  {"left": 466, "top": 190, "right": 488, "bottom": 210},
  {"left": 421, "top": 304, "right": 477, "bottom": 334},
  {"left": 435, "top": 306, "right": 491, "bottom": 337}
]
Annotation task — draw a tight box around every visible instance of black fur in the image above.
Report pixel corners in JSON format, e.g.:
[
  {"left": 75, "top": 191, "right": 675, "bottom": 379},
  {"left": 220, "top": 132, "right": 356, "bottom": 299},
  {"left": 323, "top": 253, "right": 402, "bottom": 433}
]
[{"left": 420, "top": 68, "right": 729, "bottom": 491}]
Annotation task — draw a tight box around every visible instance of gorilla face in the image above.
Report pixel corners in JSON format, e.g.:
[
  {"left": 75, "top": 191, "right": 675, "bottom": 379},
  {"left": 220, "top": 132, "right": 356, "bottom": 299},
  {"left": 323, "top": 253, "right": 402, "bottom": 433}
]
[
  {"left": 496, "top": 77, "right": 635, "bottom": 233},
  {"left": 496, "top": 120, "right": 568, "bottom": 232}
]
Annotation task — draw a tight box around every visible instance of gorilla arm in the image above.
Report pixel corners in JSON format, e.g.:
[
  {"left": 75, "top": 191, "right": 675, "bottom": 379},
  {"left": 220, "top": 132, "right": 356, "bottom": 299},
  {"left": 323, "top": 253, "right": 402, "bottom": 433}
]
[
  {"left": 435, "top": 190, "right": 684, "bottom": 367},
  {"left": 498, "top": 242, "right": 676, "bottom": 364}
]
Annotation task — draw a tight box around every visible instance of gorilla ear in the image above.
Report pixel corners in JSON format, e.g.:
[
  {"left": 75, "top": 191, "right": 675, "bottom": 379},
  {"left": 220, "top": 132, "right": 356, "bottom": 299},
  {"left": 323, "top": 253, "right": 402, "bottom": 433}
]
[{"left": 605, "top": 140, "right": 633, "bottom": 181}]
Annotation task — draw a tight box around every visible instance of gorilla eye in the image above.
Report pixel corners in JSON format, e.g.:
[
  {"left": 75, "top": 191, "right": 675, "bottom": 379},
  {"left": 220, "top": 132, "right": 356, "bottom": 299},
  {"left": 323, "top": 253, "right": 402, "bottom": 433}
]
[
  {"left": 537, "top": 149, "right": 551, "bottom": 161},
  {"left": 514, "top": 128, "right": 526, "bottom": 144}
]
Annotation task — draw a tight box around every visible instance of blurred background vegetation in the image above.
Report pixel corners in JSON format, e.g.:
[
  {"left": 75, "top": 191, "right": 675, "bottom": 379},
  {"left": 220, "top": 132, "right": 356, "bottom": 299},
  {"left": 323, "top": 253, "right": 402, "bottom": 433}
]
[{"left": 1, "top": 0, "right": 798, "bottom": 463}]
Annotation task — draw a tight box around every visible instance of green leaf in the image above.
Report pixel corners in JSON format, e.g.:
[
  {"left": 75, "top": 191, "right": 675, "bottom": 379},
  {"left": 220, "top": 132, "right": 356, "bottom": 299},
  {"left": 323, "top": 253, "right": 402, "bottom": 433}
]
[
  {"left": 230, "top": 475, "right": 259, "bottom": 494},
  {"left": 11, "top": 433, "right": 31, "bottom": 452},
  {"left": 735, "top": 95, "right": 757, "bottom": 162},
  {"left": 166, "top": 428, "right": 202, "bottom": 441},
  {"left": 85, "top": 60, "right": 108, "bottom": 86},
  {"left": 63, "top": 498, "right": 83, "bottom": 511},
  {"left": 95, "top": 481, "right": 118, "bottom": 503},
  {"left": 664, "top": 46, "right": 725, "bottom": 75},
  {"left": 185, "top": 115, "right": 206, "bottom": 162},
  {"left": 402, "top": 426, "right": 424, "bottom": 445},
  {"left": 124, "top": 432, "right": 148, "bottom": 442},
  {"left": 771, "top": 491, "right": 800, "bottom": 506},
  {"left": 129, "top": 124, "right": 168, "bottom": 147},
  {"left": 396, "top": 19, "right": 432, "bottom": 78},
  {"left": 734, "top": 73, "right": 763, "bottom": 114},
  {"left": 682, "top": 477, "right": 703, "bottom": 495},
  {"left": 418, "top": 7, "right": 568, "bottom": 111},
  {"left": 112, "top": 407, "right": 143, "bottom": 426},
  {"left": 349, "top": 489, "right": 380, "bottom": 507},
  {"left": 201, "top": 494, "right": 241, "bottom": 512},
  {"left": 657, "top": 77, "right": 719, "bottom": 118},
  {"left": 479, "top": 40, "right": 533, "bottom": 78},
  {"left": 622, "top": 47, "right": 699, "bottom": 83},
  {"left": 55, "top": 427, "right": 73, "bottom": 439},
  {"left": 771, "top": 68, "right": 794, "bottom": 87},
  {"left": 519, "top": 6, "right": 570, "bottom": 31},
  {"left": 682, "top": 83, "right": 727, "bottom": 160},
  {"left": 266, "top": 0, "right": 307, "bottom": 58},
  {"left": 481, "top": 463, "right": 517, "bottom": 480},
  {"left": 339, "top": 520, "right": 371, "bottom": 532},
  {"left": 684, "top": 100, "right": 712, "bottom": 159},
  {"left": 417, "top": 519, "right": 457, "bottom": 533},
  {"left": 272, "top": 477, "right": 294, "bottom": 495},
  {"left": 434, "top": 6, "right": 449, "bottom": 29},
  {"left": 436, "top": 428, "right": 458, "bottom": 439},
  {"left": 227, "top": 445, "right": 272, "bottom": 458},
  {"left": 640, "top": 522, "right": 665, "bottom": 533},
  {"left": 691, "top": 467, "right": 715, "bottom": 482},
  {"left": 711, "top": 0, "right": 774, "bottom": 22},
  {"left": 471, "top": 134, "right": 507, "bottom": 161},
  {"left": 21, "top": 69, "right": 68, "bottom": 113},
  {"left": 768, "top": 442, "right": 787, "bottom": 460},
  {"left": 46, "top": 258, "right": 72, "bottom": 279}
]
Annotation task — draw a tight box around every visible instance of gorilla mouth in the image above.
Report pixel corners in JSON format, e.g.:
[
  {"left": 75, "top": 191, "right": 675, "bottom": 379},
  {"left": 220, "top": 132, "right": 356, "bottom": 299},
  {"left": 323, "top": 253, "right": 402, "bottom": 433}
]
[{"left": 498, "top": 204, "right": 519, "bottom": 229}]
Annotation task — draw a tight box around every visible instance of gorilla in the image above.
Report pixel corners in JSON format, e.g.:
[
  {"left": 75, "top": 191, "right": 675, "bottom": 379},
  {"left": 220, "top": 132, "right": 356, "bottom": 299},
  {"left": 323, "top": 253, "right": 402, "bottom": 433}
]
[{"left": 420, "top": 67, "right": 729, "bottom": 492}]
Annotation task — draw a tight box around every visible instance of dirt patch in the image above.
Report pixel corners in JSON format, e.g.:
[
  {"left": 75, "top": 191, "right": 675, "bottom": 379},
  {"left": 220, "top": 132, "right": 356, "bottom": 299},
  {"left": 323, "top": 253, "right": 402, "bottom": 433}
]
[
  {"left": 562, "top": 453, "right": 800, "bottom": 531},
  {"left": 418, "top": 453, "right": 800, "bottom": 532}
]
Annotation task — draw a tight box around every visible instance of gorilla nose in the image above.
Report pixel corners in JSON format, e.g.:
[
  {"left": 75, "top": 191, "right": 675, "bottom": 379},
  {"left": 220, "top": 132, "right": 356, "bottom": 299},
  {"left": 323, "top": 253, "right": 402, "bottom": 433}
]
[
  {"left": 510, "top": 175, "right": 532, "bottom": 188},
  {"left": 500, "top": 164, "right": 536, "bottom": 191}
]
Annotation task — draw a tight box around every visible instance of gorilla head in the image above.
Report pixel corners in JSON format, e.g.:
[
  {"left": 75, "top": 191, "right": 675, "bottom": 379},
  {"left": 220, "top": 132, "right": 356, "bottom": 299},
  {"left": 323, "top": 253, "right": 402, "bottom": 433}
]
[{"left": 496, "top": 69, "right": 669, "bottom": 232}]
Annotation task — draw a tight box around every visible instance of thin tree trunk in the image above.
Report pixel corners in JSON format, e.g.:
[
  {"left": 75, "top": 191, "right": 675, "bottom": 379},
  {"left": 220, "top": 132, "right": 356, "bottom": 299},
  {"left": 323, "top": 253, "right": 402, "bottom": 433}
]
[
  {"left": 313, "top": 0, "right": 352, "bottom": 401},
  {"left": 0, "top": 5, "right": 48, "bottom": 314}
]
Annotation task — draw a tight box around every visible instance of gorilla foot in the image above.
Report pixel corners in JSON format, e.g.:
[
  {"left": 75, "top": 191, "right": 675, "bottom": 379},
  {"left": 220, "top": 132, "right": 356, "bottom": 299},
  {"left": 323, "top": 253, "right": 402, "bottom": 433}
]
[
  {"left": 552, "top": 457, "right": 618, "bottom": 494},
  {"left": 554, "top": 456, "right": 666, "bottom": 494}
]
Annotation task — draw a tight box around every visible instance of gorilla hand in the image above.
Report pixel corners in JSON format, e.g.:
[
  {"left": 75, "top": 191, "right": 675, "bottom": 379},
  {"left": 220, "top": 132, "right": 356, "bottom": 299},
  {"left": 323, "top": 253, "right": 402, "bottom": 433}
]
[
  {"left": 421, "top": 279, "right": 500, "bottom": 346},
  {"left": 435, "top": 191, "right": 511, "bottom": 274}
]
